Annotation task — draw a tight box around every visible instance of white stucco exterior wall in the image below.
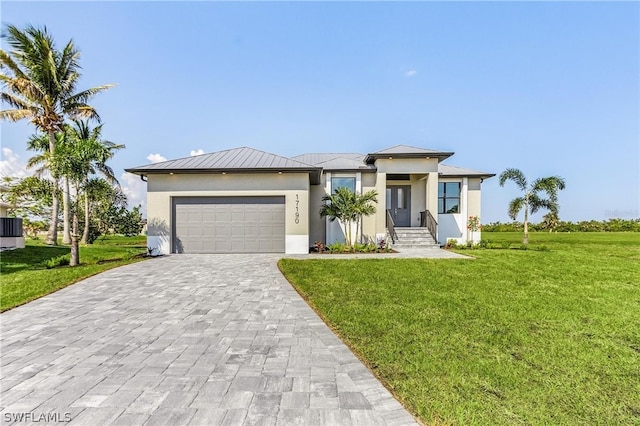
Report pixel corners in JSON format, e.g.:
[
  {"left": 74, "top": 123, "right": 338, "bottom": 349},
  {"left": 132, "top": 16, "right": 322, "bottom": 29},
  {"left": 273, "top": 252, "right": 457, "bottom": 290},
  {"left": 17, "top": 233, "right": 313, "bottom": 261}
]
[{"left": 145, "top": 173, "right": 311, "bottom": 254}]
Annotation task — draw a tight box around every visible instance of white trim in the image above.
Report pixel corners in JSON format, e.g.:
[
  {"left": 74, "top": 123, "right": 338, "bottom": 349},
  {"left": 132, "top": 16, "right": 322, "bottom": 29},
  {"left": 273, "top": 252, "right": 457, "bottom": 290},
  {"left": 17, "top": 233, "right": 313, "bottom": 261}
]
[
  {"left": 148, "top": 235, "right": 170, "bottom": 256},
  {"left": 286, "top": 235, "right": 309, "bottom": 254}
]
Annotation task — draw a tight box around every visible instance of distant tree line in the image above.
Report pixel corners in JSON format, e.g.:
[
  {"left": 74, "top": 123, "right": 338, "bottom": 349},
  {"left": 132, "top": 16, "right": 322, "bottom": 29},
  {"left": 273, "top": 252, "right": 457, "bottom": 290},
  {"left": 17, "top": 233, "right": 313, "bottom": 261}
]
[{"left": 483, "top": 218, "right": 640, "bottom": 233}]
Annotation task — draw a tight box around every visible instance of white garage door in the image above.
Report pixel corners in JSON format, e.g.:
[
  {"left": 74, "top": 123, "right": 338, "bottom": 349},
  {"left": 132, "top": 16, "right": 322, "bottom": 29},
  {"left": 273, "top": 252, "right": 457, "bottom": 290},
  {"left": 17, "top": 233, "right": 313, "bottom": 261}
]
[{"left": 173, "top": 196, "right": 285, "bottom": 253}]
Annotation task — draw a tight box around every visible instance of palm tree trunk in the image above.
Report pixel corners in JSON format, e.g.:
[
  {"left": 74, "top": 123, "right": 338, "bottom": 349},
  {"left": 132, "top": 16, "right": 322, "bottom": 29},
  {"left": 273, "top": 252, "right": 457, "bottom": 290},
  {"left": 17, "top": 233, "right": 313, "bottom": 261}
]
[
  {"left": 70, "top": 194, "right": 80, "bottom": 266},
  {"left": 81, "top": 192, "right": 90, "bottom": 244},
  {"left": 62, "top": 177, "right": 71, "bottom": 244},
  {"left": 523, "top": 207, "right": 529, "bottom": 245},
  {"left": 44, "top": 130, "right": 58, "bottom": 245}
]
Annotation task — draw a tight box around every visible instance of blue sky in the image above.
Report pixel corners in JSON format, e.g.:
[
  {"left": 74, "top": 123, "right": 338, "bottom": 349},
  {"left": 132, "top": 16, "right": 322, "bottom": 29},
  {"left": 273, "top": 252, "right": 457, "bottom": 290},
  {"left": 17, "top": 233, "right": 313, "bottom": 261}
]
[{"left": 1, "top": 1, "right": 638, "bottom": 222}]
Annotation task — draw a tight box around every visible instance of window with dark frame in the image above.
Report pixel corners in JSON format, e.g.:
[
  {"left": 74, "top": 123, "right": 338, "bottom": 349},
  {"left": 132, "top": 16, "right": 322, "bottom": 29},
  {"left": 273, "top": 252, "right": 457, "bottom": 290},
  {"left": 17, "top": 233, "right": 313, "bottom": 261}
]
[{"left": 438, "top": 182, "right": 460, "bottom": 214}]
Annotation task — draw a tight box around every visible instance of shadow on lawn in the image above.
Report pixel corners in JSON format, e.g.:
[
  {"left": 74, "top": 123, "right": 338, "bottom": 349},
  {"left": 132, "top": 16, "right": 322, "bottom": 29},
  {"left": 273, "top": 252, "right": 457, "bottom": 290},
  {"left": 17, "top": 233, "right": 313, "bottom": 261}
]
[{"left": 1, "top": 245, "right": 69, "bottom": 274}]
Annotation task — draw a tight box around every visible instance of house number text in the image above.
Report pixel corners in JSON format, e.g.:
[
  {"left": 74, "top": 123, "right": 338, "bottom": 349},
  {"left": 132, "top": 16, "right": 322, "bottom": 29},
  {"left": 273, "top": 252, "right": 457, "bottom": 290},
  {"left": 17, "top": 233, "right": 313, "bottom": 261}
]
[{"left": 295, "top": 194, "right": 300, "bottom": 224}]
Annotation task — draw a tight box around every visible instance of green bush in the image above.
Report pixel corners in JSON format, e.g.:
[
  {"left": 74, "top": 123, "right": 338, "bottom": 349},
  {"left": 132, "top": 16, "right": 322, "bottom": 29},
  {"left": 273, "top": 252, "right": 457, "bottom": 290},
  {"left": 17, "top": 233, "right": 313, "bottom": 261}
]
[
  {"left": 483, "top": 218, "right": 640, "bottom": 232},
  {"left": 43, "top": 254, "right": 70, "bottom": 269}
]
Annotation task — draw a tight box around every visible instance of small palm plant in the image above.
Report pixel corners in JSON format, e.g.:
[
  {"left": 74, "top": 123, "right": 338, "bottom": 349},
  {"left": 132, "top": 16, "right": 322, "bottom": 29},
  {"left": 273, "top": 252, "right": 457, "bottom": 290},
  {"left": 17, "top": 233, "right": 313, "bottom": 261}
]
[
  {"left": 499, "top": 168, "right": 566, "bottom": 245},
  {"left": 320, "top": 187, "right": 378, "bottom": 249}
]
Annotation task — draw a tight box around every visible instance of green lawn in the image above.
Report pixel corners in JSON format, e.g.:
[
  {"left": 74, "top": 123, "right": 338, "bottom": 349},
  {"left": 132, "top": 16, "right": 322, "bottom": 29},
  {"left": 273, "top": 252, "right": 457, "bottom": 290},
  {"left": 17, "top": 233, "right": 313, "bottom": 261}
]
[
  {"left": 1, "top": 236, "right": 147, "bottom": 312},
  {"left": 278, "top": 232, "right": 640, "bottom": 425}
]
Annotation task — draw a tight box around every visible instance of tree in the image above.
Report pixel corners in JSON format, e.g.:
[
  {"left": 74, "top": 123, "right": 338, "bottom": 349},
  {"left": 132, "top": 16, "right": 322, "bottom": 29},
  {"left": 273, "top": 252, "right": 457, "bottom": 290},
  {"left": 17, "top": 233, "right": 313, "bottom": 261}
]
[
  {"left": 3, "top": 175, "right": 56, "bottom": 230},
  {"left": 48, "top": 128, "right": 121, "bottom": 265},
  {"left": 82, "top": 178, "right": 125, "bottom": 242},
  {"left": 66, "top": 120, "right": 124, "bottom": 243},
  {"left": 0, "top": 24, "right": 114, "bottom": 245},
  {"left": 499, "top": 168, "right": 566, "bottom": 244},
  {"left": 320, "top": 187, "right": 378, "bottom": 248}
]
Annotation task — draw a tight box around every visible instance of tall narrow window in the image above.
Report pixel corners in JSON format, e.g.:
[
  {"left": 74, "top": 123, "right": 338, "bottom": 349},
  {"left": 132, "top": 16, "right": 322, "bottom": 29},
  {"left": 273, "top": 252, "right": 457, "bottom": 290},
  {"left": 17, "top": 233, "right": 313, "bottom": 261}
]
[{"left": 438, "top": 182, "right": 460, "bottom": 214}]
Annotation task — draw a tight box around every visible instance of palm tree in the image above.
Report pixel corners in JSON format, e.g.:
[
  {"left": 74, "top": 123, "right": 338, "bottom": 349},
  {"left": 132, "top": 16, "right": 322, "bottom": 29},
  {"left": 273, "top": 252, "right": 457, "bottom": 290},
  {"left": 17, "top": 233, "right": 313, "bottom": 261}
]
[
  {"left": 66, "top": 120, "right": 124, "bottom": 244},
  {"left": 320, "top": 187, "right": 378, "bottom": 248},
  {"left": 0, "top": 24, "right": 114, "bottom": 245},
  {"left": 499, "top": 168, "right": 566, "bottom": 244}
]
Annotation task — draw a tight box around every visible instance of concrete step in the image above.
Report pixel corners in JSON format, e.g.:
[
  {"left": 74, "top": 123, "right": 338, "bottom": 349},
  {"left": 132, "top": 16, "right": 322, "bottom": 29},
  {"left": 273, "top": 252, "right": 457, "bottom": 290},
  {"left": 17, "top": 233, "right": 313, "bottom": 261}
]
[
  {"left": 391, "top": 227, "right": 439, "bottom": 249},
  {"left": 392, "top": 243, "right": 440, "bottom": 249}
]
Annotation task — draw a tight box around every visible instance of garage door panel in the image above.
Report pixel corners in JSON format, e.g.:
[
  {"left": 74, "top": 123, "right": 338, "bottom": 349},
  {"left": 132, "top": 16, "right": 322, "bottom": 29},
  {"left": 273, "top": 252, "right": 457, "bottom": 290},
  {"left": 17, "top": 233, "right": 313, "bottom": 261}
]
[{"left": 173, "top": 196, "right": 285, "bottom": 253}]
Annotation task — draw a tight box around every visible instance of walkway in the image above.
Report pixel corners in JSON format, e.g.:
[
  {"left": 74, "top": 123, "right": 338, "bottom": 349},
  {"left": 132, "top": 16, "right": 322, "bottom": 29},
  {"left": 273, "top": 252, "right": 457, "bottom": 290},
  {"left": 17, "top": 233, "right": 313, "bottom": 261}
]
[{"left": 1, "top": 255, "right": 418, "bottom": 425}]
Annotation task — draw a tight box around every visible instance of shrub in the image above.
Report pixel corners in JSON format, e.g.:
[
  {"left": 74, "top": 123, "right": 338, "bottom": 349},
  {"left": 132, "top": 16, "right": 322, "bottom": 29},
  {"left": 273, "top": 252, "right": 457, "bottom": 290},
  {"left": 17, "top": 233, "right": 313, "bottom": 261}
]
[
  {"left": 327, "top": 242, "right": 349, "bottom": 253},
  {"left": 445, "top": 239, "right": 459, "bottom": 249},
  {"left": 43, "top": 254, "right": 70, "bottom": 269}
]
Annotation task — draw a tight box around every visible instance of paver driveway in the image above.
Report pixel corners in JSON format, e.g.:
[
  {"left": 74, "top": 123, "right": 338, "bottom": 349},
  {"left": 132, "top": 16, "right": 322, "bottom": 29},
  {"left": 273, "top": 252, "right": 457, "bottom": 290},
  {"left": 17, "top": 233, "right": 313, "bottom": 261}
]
[{"left": 1, "top": 255, "right": 418, "bottom": 425}]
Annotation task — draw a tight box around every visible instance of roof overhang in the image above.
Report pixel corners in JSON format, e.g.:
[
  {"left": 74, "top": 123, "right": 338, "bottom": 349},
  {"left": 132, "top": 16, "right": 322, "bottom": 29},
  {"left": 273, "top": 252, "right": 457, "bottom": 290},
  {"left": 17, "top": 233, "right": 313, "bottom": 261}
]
[
  {"left": 364, "top": 151, "right": 454, "bottom": 164},
  {"left": 439, "top": 172, "right": 496, "bottom": 179},
  {"left": 125, "top": 167, "right": 323, "bottom": 185}
]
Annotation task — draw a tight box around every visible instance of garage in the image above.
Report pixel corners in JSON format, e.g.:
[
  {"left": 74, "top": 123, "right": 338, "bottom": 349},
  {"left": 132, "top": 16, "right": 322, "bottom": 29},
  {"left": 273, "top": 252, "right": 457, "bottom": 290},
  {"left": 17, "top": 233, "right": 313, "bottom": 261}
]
[{"left": 172, "top": 196, "right": 286, "bottom": 254}]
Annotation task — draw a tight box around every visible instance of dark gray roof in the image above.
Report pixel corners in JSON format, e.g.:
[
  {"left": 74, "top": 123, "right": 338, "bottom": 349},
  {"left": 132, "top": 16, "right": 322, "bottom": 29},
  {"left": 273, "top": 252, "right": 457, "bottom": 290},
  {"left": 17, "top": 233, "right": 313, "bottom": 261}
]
[
  {"left": 365, "top": 144, "right": 454, "bottom": 163},
  {"left": 126, "top": 147, "right": 322, "bottom": 184},
  {"left": 439, "top": 164, "right": 495, "bottom": 179}
]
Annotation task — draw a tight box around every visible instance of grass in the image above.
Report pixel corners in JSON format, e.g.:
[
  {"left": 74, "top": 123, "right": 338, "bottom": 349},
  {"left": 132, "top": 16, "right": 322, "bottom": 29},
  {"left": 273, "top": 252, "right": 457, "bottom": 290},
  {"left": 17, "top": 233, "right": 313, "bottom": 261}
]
[
  {"left": 1, "top": 235, "right": 147, "bottom": 312},
  {"left": 278, "top": 232, "right": 640, "bottom": 425}
]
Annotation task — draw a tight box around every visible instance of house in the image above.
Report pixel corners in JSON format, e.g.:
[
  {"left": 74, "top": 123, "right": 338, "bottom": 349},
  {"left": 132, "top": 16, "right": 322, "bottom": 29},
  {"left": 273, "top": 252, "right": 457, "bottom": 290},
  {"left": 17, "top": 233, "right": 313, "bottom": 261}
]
[
  {"left": 0, "top": 184, "right": 25, "bottom": 250},
  {"left": 125, "top": 145, "right": 494, "bottom": 254}
]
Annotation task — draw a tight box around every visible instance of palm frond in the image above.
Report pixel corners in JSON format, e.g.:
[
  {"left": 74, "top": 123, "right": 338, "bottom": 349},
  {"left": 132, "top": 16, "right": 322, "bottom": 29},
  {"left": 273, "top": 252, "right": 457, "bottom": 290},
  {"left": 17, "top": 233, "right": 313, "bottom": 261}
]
[
  {"left": 507, "top": 197, "right": 525, "bottom": 220},
  {"left": 499, "top": 168, "right": 527, "bottom": 190}
]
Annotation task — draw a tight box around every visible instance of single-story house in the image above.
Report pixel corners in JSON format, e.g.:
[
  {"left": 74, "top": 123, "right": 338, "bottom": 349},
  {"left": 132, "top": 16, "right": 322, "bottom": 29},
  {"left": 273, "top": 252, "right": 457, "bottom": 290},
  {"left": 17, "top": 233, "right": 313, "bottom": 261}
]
[{"left": 126, "top": 145, "right": 494, "bottom": 254}]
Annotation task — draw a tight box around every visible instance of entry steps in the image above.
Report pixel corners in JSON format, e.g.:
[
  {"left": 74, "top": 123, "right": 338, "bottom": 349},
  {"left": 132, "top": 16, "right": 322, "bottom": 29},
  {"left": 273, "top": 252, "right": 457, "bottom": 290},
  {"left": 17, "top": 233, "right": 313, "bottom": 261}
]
[{"left": 392, "top": 227, "right": 439, "bottom": 249}]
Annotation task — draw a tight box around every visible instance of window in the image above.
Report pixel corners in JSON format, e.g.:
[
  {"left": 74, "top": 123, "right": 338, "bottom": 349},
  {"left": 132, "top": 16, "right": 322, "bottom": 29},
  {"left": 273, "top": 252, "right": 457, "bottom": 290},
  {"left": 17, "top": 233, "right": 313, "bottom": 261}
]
[
  {"left": 438, "top": 182, "right": 460, "bottom": 214},
  {"left": 331, "top": 177, "right": 355, "bottom": 193}
]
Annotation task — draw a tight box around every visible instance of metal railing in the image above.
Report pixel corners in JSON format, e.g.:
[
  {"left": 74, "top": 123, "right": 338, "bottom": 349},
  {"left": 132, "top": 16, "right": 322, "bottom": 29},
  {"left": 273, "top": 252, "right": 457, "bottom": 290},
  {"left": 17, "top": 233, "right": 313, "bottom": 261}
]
[
  {"left": 386, "top": 209, "right": 398, "bottom": 243},
  {"left": 420, "top": 210, "right": 438, "bottom": 242},
  {"left": 0, "top": 217, "right": 23, "bottom": 237}
]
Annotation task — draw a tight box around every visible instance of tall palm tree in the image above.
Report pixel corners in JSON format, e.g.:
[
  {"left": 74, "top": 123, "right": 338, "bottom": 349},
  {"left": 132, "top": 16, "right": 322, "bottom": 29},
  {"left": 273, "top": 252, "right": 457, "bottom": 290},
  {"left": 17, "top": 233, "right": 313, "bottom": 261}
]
[
  {"left": 499, "top": 168, "right": 566, "bottom": 244},
  {"left": 66, "top": 120, "right": 124, "bottom": 244},
  {"left": 320, "top": 187, "right": 378, "bottom": 248},
  {"left": 0, "top": 24, "right": 115, "bottom": 245}
]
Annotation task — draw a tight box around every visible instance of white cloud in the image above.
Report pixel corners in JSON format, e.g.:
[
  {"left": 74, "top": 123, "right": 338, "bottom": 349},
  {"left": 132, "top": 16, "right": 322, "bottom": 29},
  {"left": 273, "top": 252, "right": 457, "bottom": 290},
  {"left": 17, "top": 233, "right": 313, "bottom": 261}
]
[
  {"left": 190, "top": 149, "right": 205, "bottom": 156},
  {"left": 0, "top": 148, "right": 30, "bottom": 179},
  {"left": 147, "top": 153, "right": 167, "bottom": 163},
  {"left": 404, "top": 69, "right": 417, "bottom": 77},
  {"left": 120, "top": 172, "right": 147, "bottom": 214}
]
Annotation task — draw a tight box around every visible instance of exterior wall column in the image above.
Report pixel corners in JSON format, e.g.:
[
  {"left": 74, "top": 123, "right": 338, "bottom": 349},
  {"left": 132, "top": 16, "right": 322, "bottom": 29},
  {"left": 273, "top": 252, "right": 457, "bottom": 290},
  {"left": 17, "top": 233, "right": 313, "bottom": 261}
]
[
  {"left": 375, "top": 172, "right": 387, "bottom": 240},
  {"left": 426, "top": 171, "right": 439, "bottom": 241},
  {"left": 461, "top": 177, "right": 469, "bottom": 241},
  {"left": 426, "top": 171, "right": 438, "bottom": 217}
]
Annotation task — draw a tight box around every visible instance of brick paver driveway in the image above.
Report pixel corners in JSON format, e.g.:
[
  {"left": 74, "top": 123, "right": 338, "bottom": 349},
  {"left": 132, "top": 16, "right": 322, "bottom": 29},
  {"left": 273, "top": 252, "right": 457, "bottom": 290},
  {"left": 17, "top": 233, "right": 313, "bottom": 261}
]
[{"left": 1, "top": 255, "right": 417, "bottom": 425}]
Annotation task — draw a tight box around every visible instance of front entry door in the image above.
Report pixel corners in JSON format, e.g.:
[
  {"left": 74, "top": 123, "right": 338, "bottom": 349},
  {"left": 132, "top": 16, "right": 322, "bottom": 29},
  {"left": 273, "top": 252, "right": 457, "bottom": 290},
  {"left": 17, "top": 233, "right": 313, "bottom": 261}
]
[{"left": 386, "top": 185, "right": 411, "bottom": 227}]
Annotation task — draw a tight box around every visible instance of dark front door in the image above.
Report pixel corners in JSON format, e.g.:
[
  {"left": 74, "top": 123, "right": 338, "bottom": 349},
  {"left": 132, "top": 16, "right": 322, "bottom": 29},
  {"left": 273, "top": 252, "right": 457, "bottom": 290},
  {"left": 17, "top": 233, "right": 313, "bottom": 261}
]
[{"left": 386, "top": 185, "right": 411, "bottom": 227}]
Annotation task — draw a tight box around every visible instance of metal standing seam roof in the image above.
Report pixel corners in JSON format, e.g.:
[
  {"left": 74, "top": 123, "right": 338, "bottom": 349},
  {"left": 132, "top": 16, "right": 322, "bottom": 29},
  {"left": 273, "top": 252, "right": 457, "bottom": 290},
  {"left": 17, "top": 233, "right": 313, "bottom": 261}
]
[
  {"left": 125, "top": 147, "right": 323, "bottom": 184},
  {"left": 364, "top": 144, "right": 454, "bottom": 163},
  {"left": 438, "top": 163, "right": 496, "bottom": 178},
  {"left": 314, "top": 157, "right": 376, "bottom": 171},
  {"left": 291, "top": 153, "right": 365, "bottom": 165},
  {"left": 370, "top": 144, "right": 447, "bottom": 155},
  {"left": 125, "top": 146, "right": 494, "bottom": 182},
  {"left": 126, "top": 146, "right": 320, "bottom": 172}
]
